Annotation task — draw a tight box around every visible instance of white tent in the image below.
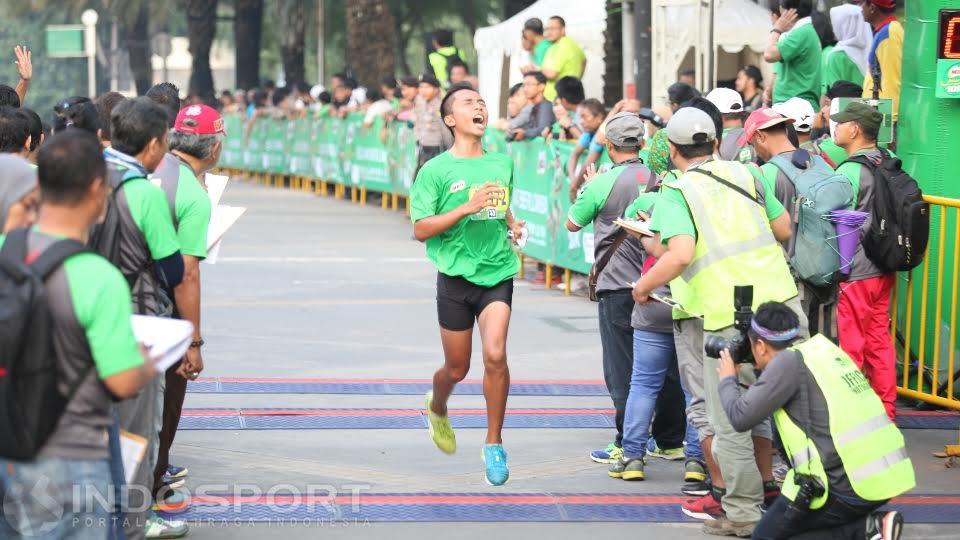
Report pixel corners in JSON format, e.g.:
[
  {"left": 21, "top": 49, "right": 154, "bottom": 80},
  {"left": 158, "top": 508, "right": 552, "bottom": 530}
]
[
  {"left": 651, "top": 0, "right": 773, "bottom": 106},
  {"left": 474, "top": 0, "right": 607, "bottom": 121}
]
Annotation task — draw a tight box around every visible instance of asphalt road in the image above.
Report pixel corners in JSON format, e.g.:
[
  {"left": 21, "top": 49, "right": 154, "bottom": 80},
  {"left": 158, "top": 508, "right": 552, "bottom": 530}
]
[{"left": 170, "top": 179, "right": 959, "bottom": 539}]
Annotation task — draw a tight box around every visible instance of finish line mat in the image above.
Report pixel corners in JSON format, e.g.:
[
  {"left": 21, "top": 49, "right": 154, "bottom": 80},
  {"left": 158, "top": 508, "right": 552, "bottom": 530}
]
[
  {"left": 156, "top": 493, "right": 960, "bottom": 523},
  {"left": 187, "top": 378, "right": 609, "bottom": 396},
  {"left": 177, "top": 407, "right": 959, "bottom": 430}
]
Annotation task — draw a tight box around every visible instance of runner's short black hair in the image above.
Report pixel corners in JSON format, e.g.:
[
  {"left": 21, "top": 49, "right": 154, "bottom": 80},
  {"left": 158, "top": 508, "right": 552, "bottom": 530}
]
[
  {"left": 317, "top": 91, "right": 331, "bottom": 104},
  {"left": 440, "top": 82, "right": 480, "bottom": 135},
  {"left": 381, "top": 76, "right": 398, "bottom": 89},
  {"left": 524, "top": 71, "right": 547, "bottom": 85},
  {"left": 447, "top": 60, "right": 470, "bottom": 78},
  {"left": 826, "top": 81, "right": 864, "bottom": 99},
  {"left": 673, "top": 140, "right": 715, "bottom": 160},
  {"left": 400, "top": 76, "right": 419, "bottom": 89},
  {"left": 0, "top": 85, "right": 20, "bottom": 108},
  {"left": 17, "top": 108, "right": 42, "bottom": 151},
  {"left": 111, "top": 97, "right": 169, "bottom": 157},
  {"left": 523, "top": 18, "right": 544, "bottom": 35},
  {"left": 555, "top": 76, "right": 585, "bottom": 105},
  {"left": 37, "top": 129, "right": 106, "bottom": 205},
  {"left": 145, "top": 82, "right": 181, "bottom": 128},
  {"left": 0, "top": 106, "right": 29, "bottom": 152}
]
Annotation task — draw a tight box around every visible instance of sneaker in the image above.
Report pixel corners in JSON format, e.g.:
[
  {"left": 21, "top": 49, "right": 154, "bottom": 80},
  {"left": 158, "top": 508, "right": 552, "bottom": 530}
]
[
  {"left": 425, "top": 391, "right": 456, "bottom": 454},
  {"left": 772, "top": 464, "right": 789, "bottom": 484},
  {"left": 144, "top": 516, "right": 189, "bottom": 539},
  {"left": 682, "top": 493, "right": 724, "bottom": 521},
  {"left": 702, "top": 516, "right": 756, "bottom": 537},
  {"left": 608, "top": 457, "right": 645, "bottom": 481},
  {"left": 866, "top": 510, "right": 904, "bottom": 540},
  {"left": 682, "top": 461, "right": 711, "bottom": 497},
  {"left": 590, "top": 443, "right": 623, "bottom": 464},
  {"left": 646, "top": 440, "right": 685, "bottom": 461},
  {"left": 482, "top": 444, "right": 510, "bottom": 486},
  {"left": 166, "top": 465, "right": 188, "bottom": 478},
  {"left": 154, "top": 491, "right": 189, "bottom": 513},
  {"left": 162, "top": 475, "right": 185, "bottom": 490}
]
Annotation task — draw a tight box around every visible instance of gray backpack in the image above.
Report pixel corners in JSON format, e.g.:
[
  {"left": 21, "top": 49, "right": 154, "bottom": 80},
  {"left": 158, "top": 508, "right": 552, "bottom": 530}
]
[{"left": 769, "top": 151, "right": 854, "bottom": 287}]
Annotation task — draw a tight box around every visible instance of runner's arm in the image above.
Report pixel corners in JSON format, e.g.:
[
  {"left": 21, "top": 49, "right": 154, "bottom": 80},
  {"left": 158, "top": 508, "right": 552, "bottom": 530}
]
[
  {"left": 174, "top": 254, "right": 202, "bottom": 377},
  {"left": 633, "top": 234, "right": 694, "bottom": 303},
  {"left": 413, "top": 183, "right": 503, "bottom": 241}
]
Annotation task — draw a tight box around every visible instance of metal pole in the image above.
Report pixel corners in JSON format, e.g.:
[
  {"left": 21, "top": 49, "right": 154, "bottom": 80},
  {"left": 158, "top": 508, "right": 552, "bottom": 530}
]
[
  {"left": 82, "top": 12, "right": 98, "bottom": 97},
  {"left": 635, "top": 0, "right": 651, "bottom": 106},
  {"left": 622, "top": 1, "right": 635, "bottom": 99},
  {"left": 317, "top": 0, "right": 326, "bottom": 85},
  {"left": 110, "top": 18, "right": 118, "bottom": 91},
  {"left": 706, "top": 0, "right": 715, "bottom": 91}
]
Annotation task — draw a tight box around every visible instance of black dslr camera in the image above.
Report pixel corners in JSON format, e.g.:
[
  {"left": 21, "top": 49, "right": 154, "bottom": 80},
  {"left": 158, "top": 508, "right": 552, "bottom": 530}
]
[
  {"left": 783, "top": 473, "right": 826, "bottom": 519},
  {"left": 704, "top": 286, "right": 755, "bottom": 364}
]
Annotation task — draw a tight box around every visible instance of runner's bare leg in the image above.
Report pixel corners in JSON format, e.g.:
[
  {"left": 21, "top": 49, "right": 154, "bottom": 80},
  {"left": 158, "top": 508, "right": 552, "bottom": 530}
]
[
  {"left": 477, "top": 301, "right": 511, "bottom": 444},
  {"left": 431, "top": 327, "right": 473, "bottom": 416}
]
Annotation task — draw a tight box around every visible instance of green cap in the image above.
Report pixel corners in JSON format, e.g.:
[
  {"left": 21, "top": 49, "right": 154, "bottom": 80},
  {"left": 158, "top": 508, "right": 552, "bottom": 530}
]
[{"left": 831, "top": 102, "right": 883, "bottom": 132}]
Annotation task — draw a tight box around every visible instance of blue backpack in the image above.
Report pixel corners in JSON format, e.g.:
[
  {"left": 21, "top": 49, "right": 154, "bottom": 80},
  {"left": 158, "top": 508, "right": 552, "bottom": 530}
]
[{"left": 768, "top": 151, "right": 854, "bottom": 287}]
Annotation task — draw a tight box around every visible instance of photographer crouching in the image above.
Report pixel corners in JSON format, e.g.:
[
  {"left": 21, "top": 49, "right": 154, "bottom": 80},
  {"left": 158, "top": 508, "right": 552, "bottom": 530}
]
[{"left": 716, "top": 301, "right": 915, "bottom": 540}]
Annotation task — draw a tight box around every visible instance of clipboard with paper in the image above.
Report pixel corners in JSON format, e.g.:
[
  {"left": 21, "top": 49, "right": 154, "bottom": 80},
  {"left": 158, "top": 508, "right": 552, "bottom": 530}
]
[
  {"left": 130, "top": 315, "right": 195, "bottom": 372},
  {"left": 614, "top": 218, "right": 655, "bottom": 237}
]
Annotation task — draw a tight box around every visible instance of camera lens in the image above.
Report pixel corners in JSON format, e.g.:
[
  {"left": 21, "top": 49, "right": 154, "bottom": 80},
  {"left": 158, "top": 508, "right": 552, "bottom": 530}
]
[{"left": 704, "top": 335, "right": 729, "bottom": 359}]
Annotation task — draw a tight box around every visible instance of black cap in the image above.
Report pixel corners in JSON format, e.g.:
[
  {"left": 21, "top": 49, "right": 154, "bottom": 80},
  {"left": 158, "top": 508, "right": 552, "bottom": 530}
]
[{"left": 826, "top": 80, "right": 864, "bottom": 100}]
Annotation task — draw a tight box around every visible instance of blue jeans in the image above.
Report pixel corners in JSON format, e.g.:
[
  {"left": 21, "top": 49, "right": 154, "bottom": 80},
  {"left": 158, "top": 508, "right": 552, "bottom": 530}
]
[
  {"left": 622, "top": 329, "right": 704, "bottom": 460},
  {"left": 107, "top": 412, "right": 127, "bottom": 540},
  {"left": 0, "top": 456, "right": 112, "bottom": 539}
]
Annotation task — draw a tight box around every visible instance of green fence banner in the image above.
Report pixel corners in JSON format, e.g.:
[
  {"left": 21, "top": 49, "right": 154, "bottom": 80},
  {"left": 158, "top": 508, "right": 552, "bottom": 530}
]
[{"left": 223, "top": 114, "right": 599, "bottom": 274}]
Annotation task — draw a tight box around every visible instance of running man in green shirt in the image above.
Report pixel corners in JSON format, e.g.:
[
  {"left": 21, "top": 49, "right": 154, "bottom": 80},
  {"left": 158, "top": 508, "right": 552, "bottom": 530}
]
[{"left": 410, "top": 84, "right": 525, "bottom": 486}]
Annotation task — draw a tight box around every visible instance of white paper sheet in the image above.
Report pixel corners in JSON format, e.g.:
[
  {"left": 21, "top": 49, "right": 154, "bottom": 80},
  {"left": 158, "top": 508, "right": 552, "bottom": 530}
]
[
  {"left": 204, "top": 173, "right": 229, "bottom": 207},
  {"left": 207, "top": 205, "right": 246, "bottom": 250},
  {"left": 130, "top": 315, "right": 194, "bottom": 372},
  {"left": 614, "top": 218, "right": 654, "bottom": 237},
  {"left": 204, "top": 239, "right": 223, "bottom": 264},
  {"left": 119, "top": 430, "right": 147, "bottom": 484}
]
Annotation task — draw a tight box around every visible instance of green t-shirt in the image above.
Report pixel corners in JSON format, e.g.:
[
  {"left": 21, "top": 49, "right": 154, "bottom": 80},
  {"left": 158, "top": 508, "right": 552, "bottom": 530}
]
[
  {"left": 542, "top": 36, "right": 586, "bottom": 101},
  {"left": 0, "top": 232, "right": 142, "bottom": 378},
  {"left": 172, "top": 163, "right": 212, "bottom": 258},
  {"left": 649, "top": 164, "right": 784, "bottom": 244},
  {"left": 410, "top": 151, "right": 519, "bottom": 287},
  {"left": 822, "top": 49, "right": 864, "bottom": 96},
  {"left": 774, "top": 23, "right": 822, "bottom": 111},
  {"left": 123, "top": 178, "right": 181, "bottom": 260},
  {"left": 567, "top": 167, "right": 620, "bottom": 227},
  {"left": 624, "top": 190, "right": 660, "bottom": 220},
  {"left": 533, "top": 39, "right": 552, "bottom": 66}
]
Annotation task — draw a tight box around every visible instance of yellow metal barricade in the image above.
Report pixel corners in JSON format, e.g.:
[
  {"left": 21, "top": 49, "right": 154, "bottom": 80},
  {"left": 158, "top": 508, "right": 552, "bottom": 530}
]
[{"left": 893, "top": 195, "right": 960, "bottom": 410}]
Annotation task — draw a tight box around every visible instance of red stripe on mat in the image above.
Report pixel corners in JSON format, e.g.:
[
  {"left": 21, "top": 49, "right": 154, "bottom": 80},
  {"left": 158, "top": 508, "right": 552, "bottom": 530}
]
[
  {"left": 199, "top": 377, "right": 607, "bottom": 385},
  {"left": 180, "top": 408, "right": 616, "bottom": 417},
  {"left": 181, "top": 494, "right": 960, "bottom": 505}
]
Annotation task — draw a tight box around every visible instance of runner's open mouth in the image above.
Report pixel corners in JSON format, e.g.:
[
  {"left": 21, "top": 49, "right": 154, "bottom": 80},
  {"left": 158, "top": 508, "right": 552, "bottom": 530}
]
[{"left": 472, "top": 115, "right": 485, "bottom": 125}]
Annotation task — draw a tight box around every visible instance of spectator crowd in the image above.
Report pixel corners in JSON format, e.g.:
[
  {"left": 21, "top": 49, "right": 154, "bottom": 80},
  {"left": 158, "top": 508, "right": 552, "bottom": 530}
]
[{"left": 0, "top": 0, "right": 920, "bottom": 539}]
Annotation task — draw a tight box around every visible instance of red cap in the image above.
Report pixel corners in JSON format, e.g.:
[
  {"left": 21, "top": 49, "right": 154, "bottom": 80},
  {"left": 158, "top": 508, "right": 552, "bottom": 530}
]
[
  {"left": 737, "top": 107, "right": 794, "bottom": 147},
  {"left": 174, "top": 104, "right": 225, "bottom": 135},
  {"left": 866, "top": 0, "right": 895, "bottom": 8}
]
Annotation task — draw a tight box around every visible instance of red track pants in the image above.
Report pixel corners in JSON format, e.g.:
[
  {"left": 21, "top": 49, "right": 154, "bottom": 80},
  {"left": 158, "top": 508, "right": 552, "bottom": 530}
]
[{"left": 837, "top": 274, "right": 897, "bottom": 420}]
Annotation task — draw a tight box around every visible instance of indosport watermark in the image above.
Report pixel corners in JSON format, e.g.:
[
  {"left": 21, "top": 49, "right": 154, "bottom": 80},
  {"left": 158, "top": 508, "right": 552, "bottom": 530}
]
[{"left": 2, "top": 479, "right": 373, "bottom": 535}]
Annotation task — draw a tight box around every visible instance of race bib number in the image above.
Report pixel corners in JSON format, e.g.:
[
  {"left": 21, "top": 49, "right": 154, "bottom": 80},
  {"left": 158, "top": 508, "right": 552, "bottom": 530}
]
[{"left": 468, "top": 185, "right": 510, "bottom": 221}]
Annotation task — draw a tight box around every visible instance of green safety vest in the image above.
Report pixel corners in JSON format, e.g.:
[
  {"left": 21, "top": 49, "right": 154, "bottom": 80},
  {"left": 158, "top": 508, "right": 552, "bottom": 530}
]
[
  {"left": 665, "top": 160, "right": 797, "bottom": 330},
  {"left": 775, "top": 335, "right": 916, "bottom": 509}
]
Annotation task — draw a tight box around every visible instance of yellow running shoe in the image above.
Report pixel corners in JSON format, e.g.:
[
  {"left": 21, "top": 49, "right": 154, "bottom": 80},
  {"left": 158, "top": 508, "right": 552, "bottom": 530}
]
[{"left": 425, "top": 391, "right": 456, "bottom": 454}]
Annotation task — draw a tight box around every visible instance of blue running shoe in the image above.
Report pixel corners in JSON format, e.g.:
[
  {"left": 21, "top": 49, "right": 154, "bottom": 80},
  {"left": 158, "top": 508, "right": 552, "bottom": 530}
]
[
  {"left": 166, "top": 465, "right": 188, "bottom": 478},
  {"left": 482, "top": 444, "right": 509, "bottom": 486},
  {"left": 590, "top": 442, "right": 623, "bottom": 464}
]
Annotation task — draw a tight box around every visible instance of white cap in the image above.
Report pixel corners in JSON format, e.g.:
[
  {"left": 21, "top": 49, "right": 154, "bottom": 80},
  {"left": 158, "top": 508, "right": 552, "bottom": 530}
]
[
  {"left": 773, "top": 97, "right": 816, "bottom": 133},
  {"left": 705, "top": 87, "right": 744, "bottom": 114},
  {"left": 309, "top": 84, "right": 325, "bottom": 101}
]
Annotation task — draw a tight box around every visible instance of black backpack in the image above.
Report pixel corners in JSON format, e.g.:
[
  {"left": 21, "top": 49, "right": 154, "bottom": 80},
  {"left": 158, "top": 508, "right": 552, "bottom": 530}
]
[
  {"left": 0, "top": 228, "right": 90, "bottom": 460},
  {"left": 845, "top": 149, "right": 929, "bottom": 272}
]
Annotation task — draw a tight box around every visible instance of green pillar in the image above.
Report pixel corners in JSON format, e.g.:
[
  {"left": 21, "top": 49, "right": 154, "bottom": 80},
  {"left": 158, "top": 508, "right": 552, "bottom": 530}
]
[{"left": 896, "top": 1, "right": 960, "bottom": 399}]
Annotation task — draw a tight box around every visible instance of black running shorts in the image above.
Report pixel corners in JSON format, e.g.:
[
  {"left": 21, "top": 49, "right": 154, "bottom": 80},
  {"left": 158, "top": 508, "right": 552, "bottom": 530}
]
[{"left": 436, "top": 273, "right": 513, "bottom": 331}]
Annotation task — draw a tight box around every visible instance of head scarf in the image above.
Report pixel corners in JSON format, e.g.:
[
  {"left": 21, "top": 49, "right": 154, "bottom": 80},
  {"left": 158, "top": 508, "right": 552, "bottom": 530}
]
[
  {"left": 0, "top": 154, "right": 37, "bottom": 229},
  {"left": 647, "top": 129, "right": 672, "bottom": 176},
  {"left": 830, "top": 4, "right": 872, "bottom": 75}
]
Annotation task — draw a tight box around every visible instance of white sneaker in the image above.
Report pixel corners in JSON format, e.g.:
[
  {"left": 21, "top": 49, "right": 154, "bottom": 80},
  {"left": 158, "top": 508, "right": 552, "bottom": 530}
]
[{"left": 145, "top": 516, "right": 189, "bottom": 539}]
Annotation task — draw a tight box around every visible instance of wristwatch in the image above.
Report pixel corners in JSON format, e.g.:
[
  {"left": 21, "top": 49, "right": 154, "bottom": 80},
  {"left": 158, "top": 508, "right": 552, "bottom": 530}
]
[
  {"left": 771, "top": 28, "right": 783, "bottom": 34},
  {"left": 189, "top": 339, "right": 205, "bottom": 349}
]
